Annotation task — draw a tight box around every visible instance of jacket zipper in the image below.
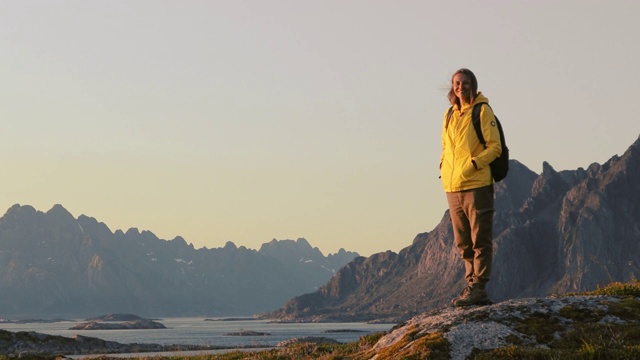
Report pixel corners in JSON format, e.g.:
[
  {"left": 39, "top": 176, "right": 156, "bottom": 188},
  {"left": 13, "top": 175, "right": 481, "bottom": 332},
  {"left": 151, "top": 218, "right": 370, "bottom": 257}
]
[{"left": 449, "top": 111, "right": 457, "bottom": 191}]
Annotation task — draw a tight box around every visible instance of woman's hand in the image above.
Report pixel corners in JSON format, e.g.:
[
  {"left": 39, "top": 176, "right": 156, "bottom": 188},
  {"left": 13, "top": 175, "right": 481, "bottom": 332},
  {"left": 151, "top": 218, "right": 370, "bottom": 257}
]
[{"left": 462, "top": 160, "right": 477, "bottom": 178}]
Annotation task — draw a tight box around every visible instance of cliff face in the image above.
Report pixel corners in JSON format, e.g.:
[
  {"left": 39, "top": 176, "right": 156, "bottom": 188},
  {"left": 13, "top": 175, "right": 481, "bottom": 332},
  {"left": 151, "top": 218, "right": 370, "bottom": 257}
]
[{"left": 271, "top": 135, "right": 640, "bottom": 322}]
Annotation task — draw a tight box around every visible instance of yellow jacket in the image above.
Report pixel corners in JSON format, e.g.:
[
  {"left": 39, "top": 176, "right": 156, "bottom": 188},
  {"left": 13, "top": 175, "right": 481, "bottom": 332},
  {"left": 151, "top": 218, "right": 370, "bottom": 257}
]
[{"left": 440, "top": 92, "right": 502, "bottom": 192}]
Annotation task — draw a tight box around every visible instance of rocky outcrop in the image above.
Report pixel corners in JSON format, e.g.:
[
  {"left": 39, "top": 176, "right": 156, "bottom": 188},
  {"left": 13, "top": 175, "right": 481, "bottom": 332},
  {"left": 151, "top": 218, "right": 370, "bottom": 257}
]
[
  {"left": 365, "top": 292, "right": 640, "bottom": 359},
  {"left": 270, "top": 135, "right": 640, "bottom": 322}
]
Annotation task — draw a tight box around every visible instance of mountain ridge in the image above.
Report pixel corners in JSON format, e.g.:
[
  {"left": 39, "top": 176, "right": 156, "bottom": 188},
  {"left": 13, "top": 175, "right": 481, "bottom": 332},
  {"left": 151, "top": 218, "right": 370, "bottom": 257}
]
[{"left": 0, "top": 207, "right": 358, "bottom": 318}]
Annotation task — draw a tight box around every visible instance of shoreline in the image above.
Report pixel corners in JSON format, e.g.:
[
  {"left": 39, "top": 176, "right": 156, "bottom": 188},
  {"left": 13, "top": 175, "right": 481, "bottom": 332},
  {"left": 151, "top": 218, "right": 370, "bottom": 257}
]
[
  {"left": 0, "top": 318, "right": 393, "bottom": 357},
  {"left": 66, "top": 347, "right": 274, "bottom": 359}
]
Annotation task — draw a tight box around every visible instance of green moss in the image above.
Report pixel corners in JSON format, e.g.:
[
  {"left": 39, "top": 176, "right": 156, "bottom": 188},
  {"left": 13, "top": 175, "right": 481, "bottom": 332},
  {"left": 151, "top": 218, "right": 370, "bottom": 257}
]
[
  {"left": 514, "top": 311, "right": 563, "bottom": 344},
  {"left": 471, "top": 345, "right": 553, "bottom": 360},
  {"left": 604, "top": 297, "right": 640, "bottom": 321},
  {"left": 554, "top": 322, "right": 640, "bottom": 353},
  {"left": 473, "top": 344, "right": 640, "bottom": 360},
  {"left": 558, "top": 304, "right": 605, "bottom": 323},
  {"left": 504, "top": 334, "right": 523, "bottom": 345}
]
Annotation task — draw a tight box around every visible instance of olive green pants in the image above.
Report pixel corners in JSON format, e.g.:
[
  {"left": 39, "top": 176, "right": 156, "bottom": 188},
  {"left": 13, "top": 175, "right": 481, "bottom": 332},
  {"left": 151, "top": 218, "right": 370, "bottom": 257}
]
[{"left": 446, "top": 185, "right": 494, "bottom": 287}]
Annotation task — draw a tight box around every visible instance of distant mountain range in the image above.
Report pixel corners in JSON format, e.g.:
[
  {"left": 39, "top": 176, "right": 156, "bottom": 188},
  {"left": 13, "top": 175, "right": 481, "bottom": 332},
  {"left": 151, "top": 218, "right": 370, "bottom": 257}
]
[
  {"left": 270, "top": 135, "right": 640, "bottom": 322},
  {"left": 0, "top": 206, "right": 358, "bottom": 318}
]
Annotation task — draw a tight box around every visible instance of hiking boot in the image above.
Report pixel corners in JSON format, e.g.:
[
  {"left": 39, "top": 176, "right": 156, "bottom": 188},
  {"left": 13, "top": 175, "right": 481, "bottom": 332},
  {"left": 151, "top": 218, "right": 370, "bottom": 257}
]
[
  {"left": 450, "top": 285, "right": 472, "bottom": 306},
  {"left": 452, "top": 285, "right": 491, "bottom": 307}
]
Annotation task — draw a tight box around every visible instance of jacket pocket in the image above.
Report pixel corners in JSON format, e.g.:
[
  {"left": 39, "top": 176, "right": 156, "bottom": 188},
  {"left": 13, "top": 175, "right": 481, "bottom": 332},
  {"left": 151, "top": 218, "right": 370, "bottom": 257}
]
[{"left": 461, "top": 161, "right": 477, "bottom": 180}]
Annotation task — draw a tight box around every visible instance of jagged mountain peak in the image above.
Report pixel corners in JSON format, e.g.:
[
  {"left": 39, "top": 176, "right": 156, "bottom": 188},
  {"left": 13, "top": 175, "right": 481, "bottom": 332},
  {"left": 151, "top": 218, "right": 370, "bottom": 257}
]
[
  {"left": 170, "top": 236, "right": 188, "bottom": 245},
  {"left": 520, "top": 160, "right": 570, "bottom": 216},
  {"left": 594, "top": 134, "right": 640, "bottom": 188},
  {"left": 45, "top": 204, "right": 77, "bottom": 225},
  {"left": 223, "top": 240, "right": 238, "bottom": 250},
  {"left": 125, "top": 227, "right": 141, "bottom": 236},
  {"left": 77, "top": 215, "right": 114, "bottom": 239},
  {"left": 259, "top": 238, "right": 324, "bottom": 260},
  {"left": 535, "top": 160, "right": 566, "bottom": 187},
  {"left": 122, "top": 228, "right": 160, "bottom": 243},
  {"left": 261, "top": 238, "right": 313, "bottom": 251},
  {"left": 541, "top": 160, "right": 556, "bottom": 174},
  {"left": 3, "top": 204, "right": 38, "bottom": 219},
  {"left": 46, "top": 203, "right": 72, "bottom": 216}
]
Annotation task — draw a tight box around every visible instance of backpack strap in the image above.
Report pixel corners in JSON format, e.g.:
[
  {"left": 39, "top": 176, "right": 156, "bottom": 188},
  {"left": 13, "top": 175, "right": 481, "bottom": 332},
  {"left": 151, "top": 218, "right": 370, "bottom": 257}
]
[
  {"left": 471, "top": 102, "right": 491, "bottom": 147},
  {"left": 445, "top": 106, "right": 454, "bottom": 130}
]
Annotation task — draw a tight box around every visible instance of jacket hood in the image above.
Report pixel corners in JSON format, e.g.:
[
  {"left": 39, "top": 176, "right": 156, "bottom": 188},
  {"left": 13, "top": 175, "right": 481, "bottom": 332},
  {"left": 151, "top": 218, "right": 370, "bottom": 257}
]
[
  {"left": 456, "top": 92, "right": 489, "bottom": 112},
  {"left": 474, "top": 92, "right": 489, "bottom": 105}
]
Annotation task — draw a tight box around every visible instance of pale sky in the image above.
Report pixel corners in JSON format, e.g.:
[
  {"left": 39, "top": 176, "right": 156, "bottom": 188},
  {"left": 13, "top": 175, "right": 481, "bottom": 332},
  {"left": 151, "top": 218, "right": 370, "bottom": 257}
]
[{"left": 1, "top": 1, "right": 639, "bottom": 257}]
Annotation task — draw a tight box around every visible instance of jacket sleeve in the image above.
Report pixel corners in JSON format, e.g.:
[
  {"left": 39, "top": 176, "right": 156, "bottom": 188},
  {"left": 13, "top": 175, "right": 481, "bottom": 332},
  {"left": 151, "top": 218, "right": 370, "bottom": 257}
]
[{"left": 471, "top": 105, "right": 502, "bottom": 169}]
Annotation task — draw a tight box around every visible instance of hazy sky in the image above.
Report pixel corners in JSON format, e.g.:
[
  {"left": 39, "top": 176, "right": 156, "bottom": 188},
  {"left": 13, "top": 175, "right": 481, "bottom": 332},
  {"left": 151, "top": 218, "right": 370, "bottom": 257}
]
[{"left": 2, "top": 1, "right": 639, "bottom": 257}]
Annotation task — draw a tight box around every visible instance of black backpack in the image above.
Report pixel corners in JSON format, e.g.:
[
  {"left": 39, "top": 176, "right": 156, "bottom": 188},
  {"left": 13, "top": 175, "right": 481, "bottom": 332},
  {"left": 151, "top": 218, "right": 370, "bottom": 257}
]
[{"left": 446, "top": 103, "right": 509, "bottom": 182}]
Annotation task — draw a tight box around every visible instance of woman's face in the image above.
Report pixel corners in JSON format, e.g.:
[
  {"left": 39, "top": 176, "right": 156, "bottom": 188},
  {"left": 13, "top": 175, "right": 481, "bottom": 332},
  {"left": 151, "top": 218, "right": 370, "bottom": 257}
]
[{"left": 453, "top": 73, "right": 471, "bottom": 103}]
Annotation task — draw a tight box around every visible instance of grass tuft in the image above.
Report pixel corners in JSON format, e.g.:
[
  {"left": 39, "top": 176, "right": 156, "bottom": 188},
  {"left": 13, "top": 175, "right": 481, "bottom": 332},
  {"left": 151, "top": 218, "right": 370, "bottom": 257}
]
[{"left": 579, "top": 280, "right": 640, "bottom": 297}]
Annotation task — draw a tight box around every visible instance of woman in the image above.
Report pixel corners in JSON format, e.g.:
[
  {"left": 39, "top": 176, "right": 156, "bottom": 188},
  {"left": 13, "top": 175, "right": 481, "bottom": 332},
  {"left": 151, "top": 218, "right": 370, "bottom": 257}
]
[{"left": 440, "top": 68, "right": 502, "bottom": 306}]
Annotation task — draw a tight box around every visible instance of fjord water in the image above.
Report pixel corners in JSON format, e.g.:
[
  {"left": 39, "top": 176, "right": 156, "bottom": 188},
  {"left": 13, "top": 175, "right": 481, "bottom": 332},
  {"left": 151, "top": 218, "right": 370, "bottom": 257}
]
[{"left": 0, "top": 317, "right": 393, "bottom": 349}]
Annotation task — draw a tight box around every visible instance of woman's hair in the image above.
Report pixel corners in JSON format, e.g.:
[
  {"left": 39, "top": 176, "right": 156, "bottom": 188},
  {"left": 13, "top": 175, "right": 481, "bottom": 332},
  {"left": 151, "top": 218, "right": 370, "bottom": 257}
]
[{"left": 447, "top": 68, "right": 478, "bottom": 107}]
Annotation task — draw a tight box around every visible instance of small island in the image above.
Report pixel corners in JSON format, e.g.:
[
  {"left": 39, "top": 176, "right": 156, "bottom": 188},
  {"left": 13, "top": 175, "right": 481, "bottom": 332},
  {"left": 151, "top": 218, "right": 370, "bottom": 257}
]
[
  {"left": 69, "top": 314, "right": 166, "bottom": 330},
  {"left": 204, "top": 317, "right": 256, "bottom": 322},
  {"left": 225, "top": 330, "right": 270, "bottom": 336},
  {"left": 84, "top": 314, "right": 151, "bottom": 322},
  {"left": 323, "top": 329, "right": 366, "bottom": 333}
]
